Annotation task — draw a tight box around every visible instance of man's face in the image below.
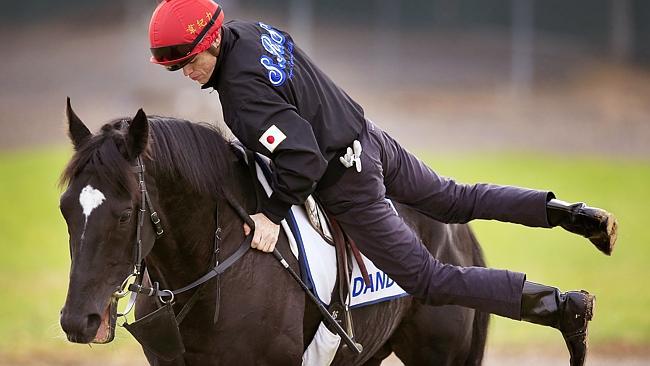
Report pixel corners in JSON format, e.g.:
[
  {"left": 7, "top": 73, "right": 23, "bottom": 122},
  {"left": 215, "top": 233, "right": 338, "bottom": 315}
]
[{"left": 182, "top": 50, "right": 217, "bottom": 84}]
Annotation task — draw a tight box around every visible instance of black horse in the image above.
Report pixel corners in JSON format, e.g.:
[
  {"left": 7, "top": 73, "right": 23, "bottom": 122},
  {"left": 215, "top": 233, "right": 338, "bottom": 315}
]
[{"left": 59, "top": 100, "right": 490, "bottom": 365}]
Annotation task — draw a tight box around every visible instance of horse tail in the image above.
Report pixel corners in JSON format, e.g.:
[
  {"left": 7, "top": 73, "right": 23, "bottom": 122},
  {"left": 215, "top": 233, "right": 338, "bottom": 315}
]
[{"left": 464, "top": 225, "right": 490, "bottom": 366}]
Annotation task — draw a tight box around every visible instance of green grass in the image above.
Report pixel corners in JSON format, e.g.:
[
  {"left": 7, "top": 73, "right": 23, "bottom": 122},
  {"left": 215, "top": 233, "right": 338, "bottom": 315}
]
[
  {"left": 0, "top": 147, "right": 648, "bottom": 356},
  {"left": 0, "top": 147, "right": 76, "bottom": 352}
]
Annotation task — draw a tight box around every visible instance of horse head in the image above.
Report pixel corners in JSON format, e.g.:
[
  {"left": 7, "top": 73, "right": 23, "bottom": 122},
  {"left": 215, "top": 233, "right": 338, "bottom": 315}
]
[{"left": 59, "top": 98, "right": 157, "bottom": 344}]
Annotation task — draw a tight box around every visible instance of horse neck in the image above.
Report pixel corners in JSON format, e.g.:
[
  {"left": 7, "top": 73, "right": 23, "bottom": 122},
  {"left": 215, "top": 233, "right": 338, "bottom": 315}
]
[{"left": 143, "top": 149, "right": 257, "bottom": 291}]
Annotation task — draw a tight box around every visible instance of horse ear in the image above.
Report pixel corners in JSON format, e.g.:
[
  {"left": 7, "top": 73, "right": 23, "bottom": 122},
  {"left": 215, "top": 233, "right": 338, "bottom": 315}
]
[
  {"left": 126, "top": 108, "right": 149, "bottom": 159},
  {"left": 66, "top": 97, "right": 92, "bottom": 150}
]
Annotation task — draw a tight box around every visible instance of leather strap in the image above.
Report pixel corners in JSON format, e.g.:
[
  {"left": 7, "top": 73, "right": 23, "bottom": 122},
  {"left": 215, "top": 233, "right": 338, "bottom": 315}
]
[
  {"left": 171, "top": 235, "right": 251, "bottom": 296},
  {"left": 128, "top": 232, "right": 251, "bottom": 298},
  {"left": 344, "top": 233, "right": 370, "bottom": 287},
  {"left": 328, "top": 215, "right": 371, "bottom": 287},
  {"left": 213, "top": 201, "right": 222, "bottom": 324},
  {"left": 329, "top": 215, "right": 349, "bottom": 306},
  {"left": 188, "top": 6, "right": 222, "bottom": 52},
  {"left": 175, "top": 281, "right": 207, "bottom": 324},
  {"left": 128, "top": 189, "right": 253, "bottom": 299}
]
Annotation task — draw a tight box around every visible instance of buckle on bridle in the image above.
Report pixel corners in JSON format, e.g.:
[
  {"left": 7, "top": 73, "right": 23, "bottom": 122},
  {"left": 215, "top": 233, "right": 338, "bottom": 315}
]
[
  {"left": 151, "top": 211, "right": 164, "bottom": 236},
  {"left": 114, "top": 273, "right": 137, "bottom": 299},
  {"left": 159, "top": 289, "right": 175, "bottom": 304}
]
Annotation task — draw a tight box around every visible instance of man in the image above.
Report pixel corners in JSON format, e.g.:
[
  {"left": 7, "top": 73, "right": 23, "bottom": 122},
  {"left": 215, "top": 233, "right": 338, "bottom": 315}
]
[{"left": 148, "top": 1, "right": 617, "bottom": 364}]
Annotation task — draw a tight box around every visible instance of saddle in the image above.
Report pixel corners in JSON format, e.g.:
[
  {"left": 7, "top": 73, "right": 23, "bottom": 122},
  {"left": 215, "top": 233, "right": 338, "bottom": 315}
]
[
  {"left": 304, "top": 196, "right": 372, "bottom": 291},
  {"left": 304, "top": 196, "right": 333, "bottom": 244}
]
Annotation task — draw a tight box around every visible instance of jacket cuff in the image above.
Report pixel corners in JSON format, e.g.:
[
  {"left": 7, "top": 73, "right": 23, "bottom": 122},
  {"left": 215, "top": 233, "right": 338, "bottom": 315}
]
[{"left": 261, "top": 194, "right": 292, "bottom": 224}]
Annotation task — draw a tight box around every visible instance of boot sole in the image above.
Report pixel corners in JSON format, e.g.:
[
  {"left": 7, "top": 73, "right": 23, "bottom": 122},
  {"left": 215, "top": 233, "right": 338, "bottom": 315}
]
[
  {"left": 605, "top": 213, "right": 618, "bottom": 256},
  {"left": 590, "top": 211, "right": 617, "bottom": 256},
  {"left": 577, "top": 290, "right": 595, "bottom": 322},
  {"left": 585, "top": 293, "right": 595, "bottom": 321},
  {"left": 582, "top": 293, "right": 594, "bottom": 366}
]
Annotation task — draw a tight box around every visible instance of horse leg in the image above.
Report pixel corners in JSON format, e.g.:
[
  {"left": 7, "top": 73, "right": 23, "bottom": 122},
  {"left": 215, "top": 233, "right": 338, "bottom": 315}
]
[
  {"left": 390, "top": 303, "right": 475, "bottom": 366},
  {"left": 361, "top": 341, "right": 392, "bottom": 366},
  {"left": 303, "top": 293, "right": 323, "bottom": 349},
  {"left": 143, "top": 353, "right": 186, "bottom": 366},
  {"left": 391, "top": 207, "right": 490, "bottom": 365}
]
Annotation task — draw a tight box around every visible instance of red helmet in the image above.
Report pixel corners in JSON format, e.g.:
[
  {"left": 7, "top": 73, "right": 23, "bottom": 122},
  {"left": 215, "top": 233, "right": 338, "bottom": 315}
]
[{"left": 149, "top": 0, "right": 224, "bottom": 68}]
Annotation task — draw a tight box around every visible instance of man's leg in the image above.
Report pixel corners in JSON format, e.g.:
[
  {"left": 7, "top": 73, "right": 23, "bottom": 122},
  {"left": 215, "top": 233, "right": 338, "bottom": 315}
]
[
  {"left": 317, "top": 125, "right": 525, "bottom": 318},
  {"left": 366, "top": 121, "right": 551, "bottom": 227},
  {"left": 325, "top": 194, "right": 526, "bottom": 319},
  {"left": 368, "top": 121, "right": 617, "bottom": 253},
  {"left": 317, "top": 161, "right": 593, "bottom": 366},
  {"left": 316, "top": 120, "right": 594, "bottom": 365}
]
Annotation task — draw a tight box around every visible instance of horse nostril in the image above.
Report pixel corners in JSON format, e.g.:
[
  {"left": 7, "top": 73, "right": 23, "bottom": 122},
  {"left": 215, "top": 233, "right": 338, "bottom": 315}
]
[
  {"left": 61, "top": 311, "right": 101, "bottom": 343},
  {"left": 86, "top": 313, "right": 102, "bottom": 333}
]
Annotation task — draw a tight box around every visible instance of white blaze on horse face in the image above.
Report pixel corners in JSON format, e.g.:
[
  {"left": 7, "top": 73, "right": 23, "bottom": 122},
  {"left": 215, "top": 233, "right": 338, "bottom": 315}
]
[
  {"left": 80, "top": 185, "right": 106, "bottom": 217},
  {"left": 79, "top": 185, "right": 106, "bottom": 240}
]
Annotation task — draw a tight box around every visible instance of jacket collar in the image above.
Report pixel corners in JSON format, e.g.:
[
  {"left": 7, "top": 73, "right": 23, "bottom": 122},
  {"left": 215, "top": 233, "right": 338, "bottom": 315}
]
[{"left": 201, "top": 22, "right": 235, "bottom": 90}]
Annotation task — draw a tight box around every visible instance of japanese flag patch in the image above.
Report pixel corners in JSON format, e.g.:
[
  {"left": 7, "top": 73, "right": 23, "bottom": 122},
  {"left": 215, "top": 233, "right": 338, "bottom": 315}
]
[{"left": 259, "top": 124, "right": 287, "bottom": 153}]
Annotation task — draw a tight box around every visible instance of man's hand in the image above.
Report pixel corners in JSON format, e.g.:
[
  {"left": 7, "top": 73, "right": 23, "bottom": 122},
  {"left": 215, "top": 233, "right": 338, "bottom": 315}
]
[{"left": 243, "top": 213, "right": 281, "bottom": 253}]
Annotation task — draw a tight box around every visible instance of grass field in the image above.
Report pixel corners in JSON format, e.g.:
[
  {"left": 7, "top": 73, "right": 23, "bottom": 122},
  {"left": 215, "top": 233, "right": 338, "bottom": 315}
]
[{"left": 0, "top": 146, "right": 648, "bottom": 360}]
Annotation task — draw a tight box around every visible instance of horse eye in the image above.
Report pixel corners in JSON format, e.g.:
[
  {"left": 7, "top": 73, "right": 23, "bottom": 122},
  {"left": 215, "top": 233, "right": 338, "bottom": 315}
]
[{"left": 119, "top": 210, "right": 133, "bottom": 224}]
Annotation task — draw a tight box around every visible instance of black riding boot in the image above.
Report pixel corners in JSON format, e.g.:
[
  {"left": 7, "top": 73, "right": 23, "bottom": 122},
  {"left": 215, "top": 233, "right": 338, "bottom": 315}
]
[
  {"left": 521, "top": 281, "right": 595, "bottom": 366},
  {"left": 546, "top": 198, "right": 618, "bottom": 255}
]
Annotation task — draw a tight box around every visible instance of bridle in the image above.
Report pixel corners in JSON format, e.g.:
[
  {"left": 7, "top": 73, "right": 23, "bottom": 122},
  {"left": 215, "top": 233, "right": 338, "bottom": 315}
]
[
  {"left": 112, "top": 155, "right": 165, "bottom": 315},
  {"left": 112, "top": 129, "right": 253, "bottom": 321}
]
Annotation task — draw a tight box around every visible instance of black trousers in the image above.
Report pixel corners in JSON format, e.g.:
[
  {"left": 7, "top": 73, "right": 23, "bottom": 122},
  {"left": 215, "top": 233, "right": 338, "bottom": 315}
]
[{"left": 315, "top": 120, "right": 551, "bottom": 319}]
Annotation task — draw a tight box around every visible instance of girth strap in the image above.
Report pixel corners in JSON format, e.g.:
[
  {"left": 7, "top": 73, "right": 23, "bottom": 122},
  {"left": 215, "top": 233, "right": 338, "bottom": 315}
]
[
  {"left": 328, "top": 215, "right": 371, "bottom": 288},
  {"left": 345, "top": 234, "right": 369, "bottom": 286}
]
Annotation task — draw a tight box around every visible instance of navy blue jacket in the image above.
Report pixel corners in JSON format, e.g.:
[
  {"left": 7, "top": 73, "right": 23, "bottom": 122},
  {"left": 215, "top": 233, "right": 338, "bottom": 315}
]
[{"left": 202, "top": 20, "right": 365, "bottom": 223}]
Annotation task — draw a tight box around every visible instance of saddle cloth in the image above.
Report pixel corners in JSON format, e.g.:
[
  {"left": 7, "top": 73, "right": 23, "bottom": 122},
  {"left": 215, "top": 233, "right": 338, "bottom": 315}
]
[{"left": 253, "top": 153, "right": 407, "bottom": 308}]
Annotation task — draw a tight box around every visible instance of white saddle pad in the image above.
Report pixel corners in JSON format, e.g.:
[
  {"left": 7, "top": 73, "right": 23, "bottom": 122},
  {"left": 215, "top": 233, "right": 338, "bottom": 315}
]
[{"left": 254, "top": 154, "right": 407, "bottom": 308}]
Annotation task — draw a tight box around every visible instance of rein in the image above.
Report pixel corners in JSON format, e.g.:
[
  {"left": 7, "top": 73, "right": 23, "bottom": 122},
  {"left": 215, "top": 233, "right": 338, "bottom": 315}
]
[{"left": 127, "top": 194, "right": 253, "bottom": 300}]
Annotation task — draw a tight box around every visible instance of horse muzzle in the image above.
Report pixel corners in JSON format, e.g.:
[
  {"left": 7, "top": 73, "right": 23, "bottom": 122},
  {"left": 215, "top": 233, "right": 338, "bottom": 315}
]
[{"left": 60, "top": 297, "right": 118, "bottom": 344}]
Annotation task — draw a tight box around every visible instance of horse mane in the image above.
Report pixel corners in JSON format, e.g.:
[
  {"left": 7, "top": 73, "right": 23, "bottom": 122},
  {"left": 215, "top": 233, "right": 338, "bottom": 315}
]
[
  {"left": 60, "top": 116, "right": 232, "bottom": 198},
  {"left": 146, "top": 116, "right": 232, "bottom": 197}
]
